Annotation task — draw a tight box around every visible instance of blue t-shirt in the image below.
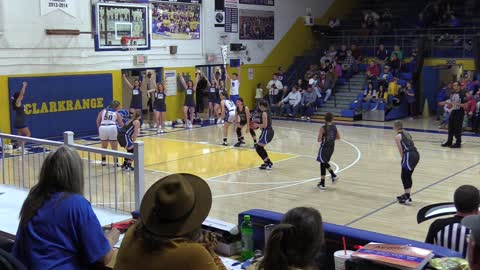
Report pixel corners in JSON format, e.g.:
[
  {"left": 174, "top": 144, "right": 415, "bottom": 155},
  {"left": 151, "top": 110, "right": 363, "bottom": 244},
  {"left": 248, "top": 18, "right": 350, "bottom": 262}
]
[{"left": 12, "top": 192, "right": 111, "bottom": 270}]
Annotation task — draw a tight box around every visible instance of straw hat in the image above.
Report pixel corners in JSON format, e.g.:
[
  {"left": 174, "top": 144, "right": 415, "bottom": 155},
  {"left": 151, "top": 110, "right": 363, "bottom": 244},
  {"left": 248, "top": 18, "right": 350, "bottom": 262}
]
[{"left": 140, "top": 173, "right": 212, "bottom": 237}]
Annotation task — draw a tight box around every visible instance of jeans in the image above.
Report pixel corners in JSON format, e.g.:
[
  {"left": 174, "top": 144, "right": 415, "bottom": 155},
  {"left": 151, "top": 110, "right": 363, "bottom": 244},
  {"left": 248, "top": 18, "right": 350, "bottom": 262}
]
[
  {"left": 321, "top": 89, "right": 332, "bottom": 101},
  {"left": 283, "top": 104, "right": 299, "bottom": 115},
  {"left": 301, "top": 102, "right": 316, "bottom": 117}
]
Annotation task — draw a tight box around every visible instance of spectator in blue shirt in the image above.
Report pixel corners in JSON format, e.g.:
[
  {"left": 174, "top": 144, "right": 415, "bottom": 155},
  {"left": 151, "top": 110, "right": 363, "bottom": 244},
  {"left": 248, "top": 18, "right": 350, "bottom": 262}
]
[
  {"left": 12, "top": 146, "right": 120, "bottom": 270},
  {"left": 378, "top": 65, "right": 393, "bottom": 89}
]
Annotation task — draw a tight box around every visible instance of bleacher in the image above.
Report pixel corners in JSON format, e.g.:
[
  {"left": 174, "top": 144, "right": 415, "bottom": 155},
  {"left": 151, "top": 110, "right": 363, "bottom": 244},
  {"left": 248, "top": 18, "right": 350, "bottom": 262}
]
[{"left": 282, "top": 0, "right": 479, "bottom": 120}]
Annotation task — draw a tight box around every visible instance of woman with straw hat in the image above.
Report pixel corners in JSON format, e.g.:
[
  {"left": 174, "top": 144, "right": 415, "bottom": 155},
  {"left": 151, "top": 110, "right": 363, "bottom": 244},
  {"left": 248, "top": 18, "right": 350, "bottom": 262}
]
[{"left": 114, "top": 173, "right": 226, "bottom": 270}]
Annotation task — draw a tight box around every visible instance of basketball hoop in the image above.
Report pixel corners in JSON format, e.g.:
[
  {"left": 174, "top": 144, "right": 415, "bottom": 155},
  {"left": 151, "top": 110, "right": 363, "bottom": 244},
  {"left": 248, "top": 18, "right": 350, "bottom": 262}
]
[{"left": 121, "top": 36, "right": 141, "bottom": 55}]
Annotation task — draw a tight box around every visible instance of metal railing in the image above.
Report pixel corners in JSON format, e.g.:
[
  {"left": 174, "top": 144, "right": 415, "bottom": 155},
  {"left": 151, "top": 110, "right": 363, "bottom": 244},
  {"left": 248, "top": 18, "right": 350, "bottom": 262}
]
[
  {"left": 0, "top": 131, "right": 144, "bottom": 213},
  {"left": 322, "top": 27, "right": 477, "bottom": 59}
]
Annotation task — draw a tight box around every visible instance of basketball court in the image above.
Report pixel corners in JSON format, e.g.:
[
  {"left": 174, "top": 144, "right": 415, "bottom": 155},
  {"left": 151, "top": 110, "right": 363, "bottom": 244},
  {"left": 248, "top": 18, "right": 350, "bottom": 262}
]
[
  {"left": 64, "top": 117, "right": 480, "bottom": 241},
  {"left": 1, "top": 0, "right": 479, "bottom": 252}
]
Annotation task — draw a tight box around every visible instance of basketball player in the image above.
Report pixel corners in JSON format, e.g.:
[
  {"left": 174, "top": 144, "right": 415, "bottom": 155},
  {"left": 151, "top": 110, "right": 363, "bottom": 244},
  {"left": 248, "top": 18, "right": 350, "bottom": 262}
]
[
  {"left": 252, "top": 100, "right": 274, "bottom": 170},
  {"left": 118, "top": 111, "right": 141, "bottom": 171},
  {"left": 179, "top": 71, "right": 200, "bottom": 129},
  {"left": 147, "top": 83, "right": 167, "bottom": 133},
  {"left": 316, "top": 112, "right": 339, "bottom": 190},
  {"left": 123, "top": 74, "right": 143, "bottom": 117},
  {"left": 234, "top": 98, "right": 256, "bottom": 147},
  {"left": 96, "top": 101, "right": 124, "bottom": 166},
  {"left": 117, "top": 109, "right": 130, "bottom": 129},
  {"left": 11, "top": 82, "right": 30, "bottom": 152},
  {"left": 220, "top": 91, "right": 237, "bottom": 146},
  {"left": 224, "top": 65, "right": 241, "bottom": 104},
  {"left": 216, "top": 79, "right": 227, "bottom": 123},
  {"left": 393, "top": 120, "right": 420, "bottom": 204},
  {"left": 205, "top": 75, "right": 220, "bottom": 121}
]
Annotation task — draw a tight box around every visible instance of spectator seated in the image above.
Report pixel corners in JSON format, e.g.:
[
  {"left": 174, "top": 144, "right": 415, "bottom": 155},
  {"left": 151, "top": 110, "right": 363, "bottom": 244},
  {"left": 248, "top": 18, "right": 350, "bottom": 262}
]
[
  {"left": 278, "top": 86, "right": 301, "bottom": 117},
  {"left": 238, "top": 209, "right": 462, "bottom": 270}
]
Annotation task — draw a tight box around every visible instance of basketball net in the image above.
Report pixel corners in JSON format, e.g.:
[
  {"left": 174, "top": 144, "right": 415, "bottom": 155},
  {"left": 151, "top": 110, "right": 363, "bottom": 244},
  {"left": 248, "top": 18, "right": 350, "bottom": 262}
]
[
  {"left": 220, "top": 45, "right": 228, "bottom": 66},
  {"left": 121, "top": 36, "right": 138, "bottom": 56}
]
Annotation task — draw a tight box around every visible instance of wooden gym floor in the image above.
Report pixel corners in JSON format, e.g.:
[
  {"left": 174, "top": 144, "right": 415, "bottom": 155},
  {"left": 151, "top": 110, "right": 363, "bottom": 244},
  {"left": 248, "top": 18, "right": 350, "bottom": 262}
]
[{"left": 3, "top": 117, "right": 480, "bottom": 242}]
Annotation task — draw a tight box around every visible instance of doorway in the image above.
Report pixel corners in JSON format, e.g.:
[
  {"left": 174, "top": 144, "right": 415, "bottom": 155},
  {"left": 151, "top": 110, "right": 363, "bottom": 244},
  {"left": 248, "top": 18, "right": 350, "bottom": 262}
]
[{"left": 122, "top": 68, "right": 163, "bottom": 122}]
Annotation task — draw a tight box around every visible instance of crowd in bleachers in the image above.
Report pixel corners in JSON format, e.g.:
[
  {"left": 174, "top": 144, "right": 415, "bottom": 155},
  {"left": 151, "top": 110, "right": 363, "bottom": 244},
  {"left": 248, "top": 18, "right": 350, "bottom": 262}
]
[
  {"left": 436, "top": 72, "right": 480, "bottom": 131},
  {"left": 417, "top": 0, "right": 461, "bottom": 29}
]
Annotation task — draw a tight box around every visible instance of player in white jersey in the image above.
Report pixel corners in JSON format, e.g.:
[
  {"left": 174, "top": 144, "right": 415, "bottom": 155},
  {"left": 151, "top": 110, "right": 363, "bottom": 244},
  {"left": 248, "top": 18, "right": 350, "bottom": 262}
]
[
  {"left": 220, "top": 91, "right": 237, "bottom": 146},
  {"left": 224, "top": 65, "right": 241, "bottom": 104},
  {"left": 96, "top": 101, "right": 124, "bottom": 166}
]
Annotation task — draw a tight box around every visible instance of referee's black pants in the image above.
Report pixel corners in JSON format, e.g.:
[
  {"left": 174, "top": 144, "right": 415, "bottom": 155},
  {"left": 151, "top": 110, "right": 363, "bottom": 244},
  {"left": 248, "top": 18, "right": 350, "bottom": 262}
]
[{"left": 447, "top": 109, "right": 464, "bottom": 145}]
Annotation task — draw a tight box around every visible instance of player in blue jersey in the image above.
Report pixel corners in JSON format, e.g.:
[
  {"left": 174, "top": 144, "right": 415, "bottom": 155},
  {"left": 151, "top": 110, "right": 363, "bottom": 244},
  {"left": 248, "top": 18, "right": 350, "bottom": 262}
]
[{"left": 117, "top": 111, "right": 141, "bottom": 171}]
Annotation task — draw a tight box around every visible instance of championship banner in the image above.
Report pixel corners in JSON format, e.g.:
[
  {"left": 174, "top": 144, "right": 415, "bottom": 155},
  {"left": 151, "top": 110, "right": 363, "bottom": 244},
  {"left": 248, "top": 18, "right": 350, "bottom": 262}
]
[
  {"left": 40, "top": 0, "right": 77, "bottom": 17},
  {"left": 8, "top": 74, "right": 113, "bottom": 138},
  {"left": 220, "top": 45, "right": 229, "bottom": 66}
]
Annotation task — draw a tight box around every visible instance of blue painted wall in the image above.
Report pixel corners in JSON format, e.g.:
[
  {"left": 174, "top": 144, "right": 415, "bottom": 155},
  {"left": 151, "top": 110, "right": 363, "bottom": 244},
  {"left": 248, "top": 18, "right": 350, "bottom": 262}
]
[{"left": 9, "top": 74, "right": 113, "bottom": 138}]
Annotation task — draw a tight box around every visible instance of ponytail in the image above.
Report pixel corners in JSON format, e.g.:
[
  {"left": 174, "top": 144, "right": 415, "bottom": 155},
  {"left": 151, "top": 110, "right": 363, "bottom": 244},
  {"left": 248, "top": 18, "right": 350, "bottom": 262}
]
[
  {"left": 325, "top": 125, "right": 331, "bottom": 143},
  {"left": 259, "top": 224, "right": 304, "bottom": 270}
]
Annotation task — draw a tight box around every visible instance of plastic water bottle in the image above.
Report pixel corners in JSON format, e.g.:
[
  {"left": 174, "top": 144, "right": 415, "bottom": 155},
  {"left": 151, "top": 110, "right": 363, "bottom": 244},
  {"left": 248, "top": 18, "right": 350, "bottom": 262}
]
[{"left": 241, "top": 215, "right": 254, "bottom": 260}]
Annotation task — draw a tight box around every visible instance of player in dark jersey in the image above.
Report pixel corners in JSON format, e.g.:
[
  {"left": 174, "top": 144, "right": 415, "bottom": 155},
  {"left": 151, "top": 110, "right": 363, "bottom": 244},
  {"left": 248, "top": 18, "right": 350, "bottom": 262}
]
[
  {"left": 393, "top": 120, "right": 420, "bottom": 204},
  {"left": 118, "top": 110, "right": 141, "bottom": 171},
  {"left": 206, "top": 77, "right": 220, "bottom": 121},
  {"left": 252, "top": 100, "right": 274, "bottom": 170},
  {"left": 179, "top": 71, "right": 200, "bottom": 129},
  {"left": 316, "top": 112, "right": 340, "bottom": 190},
  {"left": 216, "top": 79, "right": 227, "bottom": 123},
  {"left": 147, "top": 83, "right": 168, "bottom": 133},
  {"left": 123, "top": 74, "right": 143, "bottom": 117},
  {"left": 11, "top": 82, "right": 30, "bottom": 152},
  {"left": 234, "top": 98, "right": 257, "bottom": 147}
]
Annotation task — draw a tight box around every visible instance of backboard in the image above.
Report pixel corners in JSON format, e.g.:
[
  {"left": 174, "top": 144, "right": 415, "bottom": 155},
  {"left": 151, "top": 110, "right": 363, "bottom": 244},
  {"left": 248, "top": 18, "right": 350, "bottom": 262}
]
[{"left": 94, "top": 2, "right": 150, "bottom": 51}]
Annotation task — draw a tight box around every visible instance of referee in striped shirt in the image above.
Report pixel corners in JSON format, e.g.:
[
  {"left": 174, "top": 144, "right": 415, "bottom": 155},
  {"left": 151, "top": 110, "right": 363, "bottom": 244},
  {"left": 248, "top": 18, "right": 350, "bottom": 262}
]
[
  {"left": 425, "top": 185, "right": 480, "bottom": 257},
  {"left": 441, "top": 81, "right": 465, "bottom": 148}
]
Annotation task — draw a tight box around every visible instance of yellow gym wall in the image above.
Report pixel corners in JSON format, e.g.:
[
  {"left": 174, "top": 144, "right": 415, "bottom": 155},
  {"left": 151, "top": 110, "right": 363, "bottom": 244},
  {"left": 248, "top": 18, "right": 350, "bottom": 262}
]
[
  {"left": 163, "top": 66, "right": 196, "bottom": 121},
  {"left": 0, "top": 76, "right": 9, "bottom": 134},
  {"left": 424, "top": 58, "right": 475, "bottom": 70},
  {"left": 0, "top": 71, "right": 123, "bottom": 135}
]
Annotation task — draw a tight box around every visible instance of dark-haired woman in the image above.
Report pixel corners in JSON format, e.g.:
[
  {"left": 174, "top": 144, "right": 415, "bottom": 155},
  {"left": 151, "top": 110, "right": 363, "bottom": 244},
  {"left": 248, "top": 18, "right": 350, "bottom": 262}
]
[
  {"left": 11, "top": 82, "right": 30, "bottom": 152},
  {"left": 206, "top": 75, "right": 220, "bottom": 121},
  {"left": 147, "top": 83, "right": 167, "bottom": 133},
  {"left": 249, "top": 207, "right": 325, "bottom": 270},
  {"left": 96, "top": 101, "right": 124, "bottom": 166},
  {"left": 316, "top": 112, "right": 340, "bottom": 189},
  {"left": 123, "top": 74, "right": 143, "bottom": 117},
  {"left": 179, "top": 71, "right": 200, "bottom": 129},
  {"left": 252, "top": 100, "right": 274, "bottom": 170},
  {"left": 12, "top": 146, "right": 120, "bottom": 270},
  {"left": 118, "top": 110, "right": 141, "bottom": 171},
  {"left": 234, "top": 98, "right": 257, "bottom": 147}
]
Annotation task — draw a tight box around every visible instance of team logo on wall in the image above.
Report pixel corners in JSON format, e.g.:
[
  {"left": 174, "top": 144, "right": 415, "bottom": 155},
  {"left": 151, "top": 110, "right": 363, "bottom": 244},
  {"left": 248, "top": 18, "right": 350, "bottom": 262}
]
[{"left": 215, "top": 11, "right": 225, "bottom": 27}]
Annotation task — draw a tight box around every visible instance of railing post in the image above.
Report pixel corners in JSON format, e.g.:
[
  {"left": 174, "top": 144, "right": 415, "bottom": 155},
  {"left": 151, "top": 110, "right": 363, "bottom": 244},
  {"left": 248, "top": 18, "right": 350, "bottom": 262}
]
[
  {"left": 133, "top": 141, "right": 145, "bottom": 211},
  {"left": 1, "top": 129, "right": 4, "bottom": 184},
  {"left": 63, "top": 131, "right": 74, "bottom": 146}
]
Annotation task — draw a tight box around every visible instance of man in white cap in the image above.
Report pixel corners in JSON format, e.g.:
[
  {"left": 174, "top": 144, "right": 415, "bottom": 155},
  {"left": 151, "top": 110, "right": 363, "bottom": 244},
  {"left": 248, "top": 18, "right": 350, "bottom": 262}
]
[{"left": 462, "top": 214, "right": 480, "bottom": 270}]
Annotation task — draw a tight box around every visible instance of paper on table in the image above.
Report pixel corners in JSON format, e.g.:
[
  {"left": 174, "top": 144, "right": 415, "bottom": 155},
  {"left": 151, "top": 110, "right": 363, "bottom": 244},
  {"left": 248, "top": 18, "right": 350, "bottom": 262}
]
[
  {"left": 220, "top": 256, "right": 242, "bottom": 270},
  {"left": 114, "top": 233, "right": 125, "bottom": 248}
]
